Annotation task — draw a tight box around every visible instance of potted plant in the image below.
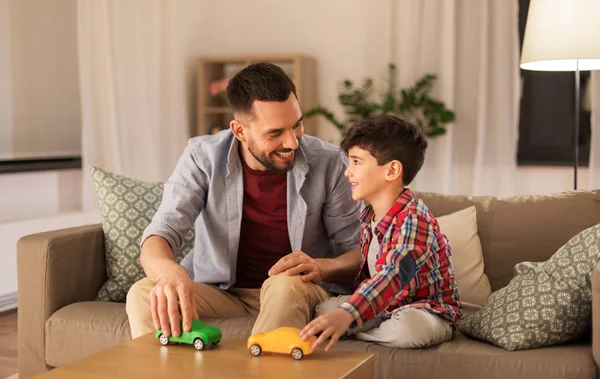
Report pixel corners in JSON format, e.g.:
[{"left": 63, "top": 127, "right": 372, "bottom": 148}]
[{"left": 305, "top": 64, "right": 455, "bottom": 138}]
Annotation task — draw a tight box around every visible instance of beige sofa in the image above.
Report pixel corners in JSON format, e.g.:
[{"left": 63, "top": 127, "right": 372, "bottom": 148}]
[{"left": 17, "top": 190, "right": 600, "bottom": 379}]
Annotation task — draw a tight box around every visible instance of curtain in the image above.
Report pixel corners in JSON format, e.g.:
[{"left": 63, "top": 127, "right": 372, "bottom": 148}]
[
  {"left": 391, "top": 0, "right": 520, "bottom": 196},
  {"left": 589, "top": 72, "right": 600, "bottom": 189},
  {"left": 77, "top": 0, "right": 191, "bottom": 210}
]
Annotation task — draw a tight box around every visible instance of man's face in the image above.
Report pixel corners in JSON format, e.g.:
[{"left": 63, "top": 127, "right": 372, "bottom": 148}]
[{"left": 241, "top": 93, "right": 304, "bottom": 173}]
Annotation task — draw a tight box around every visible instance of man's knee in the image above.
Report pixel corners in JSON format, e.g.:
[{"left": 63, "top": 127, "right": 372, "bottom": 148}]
[
  {"left": 126, "top": 278, "right": 153, "bottom": 315},
  {"left": 260, "top": 274, "right": 309, "bottom": 302}
]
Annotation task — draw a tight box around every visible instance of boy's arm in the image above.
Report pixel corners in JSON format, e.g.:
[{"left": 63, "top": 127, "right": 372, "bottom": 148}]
[
  {"left": 316, "top": 248, "right": 362, "bottom": 284},
  {"left": 339, "top": 213, "right": 434, "bottom": 326}
]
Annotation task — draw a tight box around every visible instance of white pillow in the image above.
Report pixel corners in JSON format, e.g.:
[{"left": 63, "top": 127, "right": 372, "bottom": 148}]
[{"left": 437, "top": 206, "right": 491, "bottom": 309}]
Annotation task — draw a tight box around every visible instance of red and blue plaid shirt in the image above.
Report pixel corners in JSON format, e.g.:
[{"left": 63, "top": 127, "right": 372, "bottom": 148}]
[{"left": 340, "top": 188, "right": 463, "bottom": 327}]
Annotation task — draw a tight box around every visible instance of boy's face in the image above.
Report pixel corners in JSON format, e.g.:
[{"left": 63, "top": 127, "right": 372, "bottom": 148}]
[{"left": 344, "top": 146, "right": 389, "bottom": 202}]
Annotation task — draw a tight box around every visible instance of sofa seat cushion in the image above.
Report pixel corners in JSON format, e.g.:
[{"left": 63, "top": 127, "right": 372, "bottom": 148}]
[
  {"left": 45, "top": 302, "right": 132, "bottom": 367},
  {"left": 334, "top": 333, "right": 595, "bottom": 379},
  {"left": 45, "top": 301, "right": 257, "bottom": 368}
]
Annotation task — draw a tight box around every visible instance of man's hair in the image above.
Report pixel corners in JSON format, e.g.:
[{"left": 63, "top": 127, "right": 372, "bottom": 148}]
[
  {"left": 226, "top": 62, "right": 297, "bottom": 117},
  {"left": 340, "top": 114, "right": 428, "bottom": 185}
]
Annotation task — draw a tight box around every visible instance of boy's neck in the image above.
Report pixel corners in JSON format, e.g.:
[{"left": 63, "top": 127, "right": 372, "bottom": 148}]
[{"left": 369, "top": 186, "right": 405, "bottom": 223}]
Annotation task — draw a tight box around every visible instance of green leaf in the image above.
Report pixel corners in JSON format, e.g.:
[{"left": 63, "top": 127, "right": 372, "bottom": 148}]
[{"left": 427, "top": 127, "right": 446, "bottom": 137}]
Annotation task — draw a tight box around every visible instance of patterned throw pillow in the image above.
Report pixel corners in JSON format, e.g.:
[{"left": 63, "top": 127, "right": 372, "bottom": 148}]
[
  {"left": 457, "top": 223, "right": 600, "bottom": 351},
  {"left": 91, "top": 166, "right": 195, "bottom": 302}
]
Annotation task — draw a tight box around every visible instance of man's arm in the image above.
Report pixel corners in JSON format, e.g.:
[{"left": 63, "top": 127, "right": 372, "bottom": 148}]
[
  {"left": 138, "top": 142, "right": 208, "bottom": 337},
  {"left": 316, "top": 248, "right": 361, "bottom": 285},
  {"left": 269, "top": 151, "right": 362, "bottom": 285}
]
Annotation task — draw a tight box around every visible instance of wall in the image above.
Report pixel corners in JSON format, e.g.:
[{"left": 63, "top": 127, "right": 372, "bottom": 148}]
[
  {"left": 0, "top": 0, "right": 12, "bottom": 156},
  {"left": 185, "top": 0, "right": 394, "bottom": 144},
  {"left": 0, "top": 168, "right": 90, "bottom": 309},
  {"left": 0, "top": 169, "right": 82, "bottom": 223},
  {"left": 3, "top": 0, "right": 81, "bottom": 159},
  {"left": 516, "top": 166, "right": 591, "bottom": 195},
  {"left": 0, "top": 207, "right": 101, "bottom": 312}
]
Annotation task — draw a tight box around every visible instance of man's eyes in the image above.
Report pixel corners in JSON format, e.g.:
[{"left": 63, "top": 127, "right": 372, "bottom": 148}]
[{"left": 268, "top": 123, "right": 302, "bottom": 137}]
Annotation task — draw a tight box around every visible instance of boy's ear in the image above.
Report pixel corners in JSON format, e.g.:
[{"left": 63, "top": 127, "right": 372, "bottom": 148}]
[
  {"left": 230, "top": 119, "right": 247, "bottom": 143},
  {"left": 385, "top": 160, "right": 403, "bottom": 182}
]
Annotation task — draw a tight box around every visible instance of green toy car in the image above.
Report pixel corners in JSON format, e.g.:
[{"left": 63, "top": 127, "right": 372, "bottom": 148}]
[{"left": 155, "top": 319, "right": 222, "bottom": 350}]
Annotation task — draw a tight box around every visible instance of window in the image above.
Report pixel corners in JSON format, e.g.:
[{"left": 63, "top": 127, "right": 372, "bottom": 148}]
[{"left": 517, "top": 0, "right": 591, "bottom": 166}]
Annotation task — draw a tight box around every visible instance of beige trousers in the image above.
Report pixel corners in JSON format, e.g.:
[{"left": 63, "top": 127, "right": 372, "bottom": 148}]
[
  {"left": 315, "top": 295, "right": 453, "bottom": 348},
  {"left": 126, "top": 273, "right": 330, "bottom": 339}
]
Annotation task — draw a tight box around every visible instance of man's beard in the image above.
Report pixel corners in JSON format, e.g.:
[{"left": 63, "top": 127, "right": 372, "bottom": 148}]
[{"left": 248, "top": 142, "right": 295, "bottom": 174}]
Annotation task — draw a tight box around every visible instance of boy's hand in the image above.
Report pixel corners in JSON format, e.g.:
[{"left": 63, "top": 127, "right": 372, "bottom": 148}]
[{"left": 300, "top": 308, "right": 355, "bottom": 351}]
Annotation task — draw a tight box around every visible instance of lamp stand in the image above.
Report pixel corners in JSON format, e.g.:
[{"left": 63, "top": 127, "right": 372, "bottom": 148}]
[{"left": 574, "top": 60, "right": 580, "bottom": 190}]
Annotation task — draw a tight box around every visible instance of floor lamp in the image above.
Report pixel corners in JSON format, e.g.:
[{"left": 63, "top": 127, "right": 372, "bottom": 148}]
[{"left": 520, "top": 0, "right": 600, "bottom": 190}]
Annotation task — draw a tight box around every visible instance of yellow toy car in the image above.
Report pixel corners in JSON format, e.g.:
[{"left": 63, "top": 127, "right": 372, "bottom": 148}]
[{"left": 247, "top": 327, "right": 317, "bottom": 360}]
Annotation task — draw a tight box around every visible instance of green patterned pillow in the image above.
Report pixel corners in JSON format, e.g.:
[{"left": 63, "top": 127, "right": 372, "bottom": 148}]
[
  {"left": 457, "top": 223, "right": 600, "bottom": 351},
  {"left": 91, "top": 166, "right": 195, "bottom": 302}
]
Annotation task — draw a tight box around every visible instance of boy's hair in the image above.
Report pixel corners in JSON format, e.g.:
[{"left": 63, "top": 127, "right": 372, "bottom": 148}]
[
  {"left": 226, "top": 62, "right": 297, "bottom": 117},
  {"left": 340, "top": 114, "right": 428, "bottom": 185}
]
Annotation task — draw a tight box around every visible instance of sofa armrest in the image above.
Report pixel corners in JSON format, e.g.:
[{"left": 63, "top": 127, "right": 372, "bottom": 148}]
[
  {"left": 592, "top": 261, "right": 600, "bottom": 372},
  {"left": 17, "top": 223, "right": 106, "bottom": 378}
]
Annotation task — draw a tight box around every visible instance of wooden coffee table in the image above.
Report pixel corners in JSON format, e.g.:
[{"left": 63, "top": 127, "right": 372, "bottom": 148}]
[{"left": 34, "top": 333, "right": 374, "bottom": 378}]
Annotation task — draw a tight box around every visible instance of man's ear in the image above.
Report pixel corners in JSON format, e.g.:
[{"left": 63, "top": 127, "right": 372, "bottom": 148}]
[
  {"left": 385, "top": 160, "right": 403, "bottom": 182},
  {"left": 230, "top": 119, "right": 247, "bottom": 143}
]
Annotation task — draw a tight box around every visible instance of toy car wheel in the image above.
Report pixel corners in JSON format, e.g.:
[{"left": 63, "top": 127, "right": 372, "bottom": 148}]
[
  {"left": 214, "top": 340, "right": 220, "bottom": 345},
  {"left": 193, "top": 338, "right": 205, "bottom": 351},
  {"left": 158, "top": 334, "right": 169, "bottom": 346},
  {"left": 291, "top": 348, "right": 303, "bottom": 360},
  {"left": 249, "top": 344, "right": 262, "bottom": 357}
]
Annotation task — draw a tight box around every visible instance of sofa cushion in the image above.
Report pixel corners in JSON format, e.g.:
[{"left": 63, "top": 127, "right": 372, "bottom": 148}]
[
  {"left": 45, "top": 301, "right": 256, "bottom": 368},
  {"left": 90, "top": 166, "right": 195, "bottom": 302},
  {"left": 416, "top": 190, "right": 600, "bottom": 291},
  {"left": 457, "top": 223, "right": 600, "bottom": 351},
  {"left": 335, "top": 333, "right": 595, "bottom": 379},
  {"left": 45, "top": 302, "right": 131, "bottom": 367},
  {"left": 437, "top": 206, "right": 491, "bottom": 307},
  {"left": 45, "top": 301, "right": 594, "bottom": 379}
]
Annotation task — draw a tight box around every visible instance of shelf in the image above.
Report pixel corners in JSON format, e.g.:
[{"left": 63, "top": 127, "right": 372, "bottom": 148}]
[
  {"left": 199, "top": 54, "right": 306, "bottom": 64},
  {"left": 197, "top": 54, "right": 317, "bottom": 136}
]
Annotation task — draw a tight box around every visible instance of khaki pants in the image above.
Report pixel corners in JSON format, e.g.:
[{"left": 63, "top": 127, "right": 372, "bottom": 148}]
[
  {"left": 316, "top": 295, "right": 453, "bottom": 348},
  {"left": 126, "top": 273, "right": 330, "bottom": 339}
]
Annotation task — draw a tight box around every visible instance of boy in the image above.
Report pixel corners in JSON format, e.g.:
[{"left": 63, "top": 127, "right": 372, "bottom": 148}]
[{"left": 300, "top": 114, "right": 462, "bottom": 350}]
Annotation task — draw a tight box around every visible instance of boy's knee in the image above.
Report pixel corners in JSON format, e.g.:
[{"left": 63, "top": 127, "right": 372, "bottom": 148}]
[{"left": 315, "top": 295, "right": 350, "bottom": 317}]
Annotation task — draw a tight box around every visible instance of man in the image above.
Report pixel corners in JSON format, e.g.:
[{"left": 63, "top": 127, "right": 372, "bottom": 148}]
[{"left": 126, "top": 62, "right": 362, "bottom": 339}]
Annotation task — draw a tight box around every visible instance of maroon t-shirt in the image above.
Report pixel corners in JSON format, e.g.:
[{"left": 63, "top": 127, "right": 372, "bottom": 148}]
[{"left": 235, "top": 159, "right": 292, "bottom": 288}]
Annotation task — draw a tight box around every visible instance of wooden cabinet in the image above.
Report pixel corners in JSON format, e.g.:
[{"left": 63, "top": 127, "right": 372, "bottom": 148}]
[{"left": 196, "top": 54, "right": 317, "bottom": 136}]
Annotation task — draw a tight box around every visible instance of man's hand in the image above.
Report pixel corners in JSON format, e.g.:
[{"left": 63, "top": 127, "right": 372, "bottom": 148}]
[
  {"left": 268, "top": 250, "right": 323, "bottom": 283},
  {"left": 299, "top": 308, "right": 355, "bottom": 351},
  {"left": 149, "top": 265, "right": 199, "bottom": 338}
]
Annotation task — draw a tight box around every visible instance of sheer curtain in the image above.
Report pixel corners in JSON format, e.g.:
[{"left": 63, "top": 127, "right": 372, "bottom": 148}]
[
  {"left": 589, "top": 72, "right": 600, "bottom": 189},
  {"left": 77, "top": 0, "right": 191, "bottom": 210},
  {"left": 391, "top": 0, "right": 520, "bottom": 196}
]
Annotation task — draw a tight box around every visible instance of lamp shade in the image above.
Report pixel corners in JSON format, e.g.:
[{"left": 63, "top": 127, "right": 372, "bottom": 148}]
[{"left": 520, "top": 0, "right": 600, "bottom": 71}]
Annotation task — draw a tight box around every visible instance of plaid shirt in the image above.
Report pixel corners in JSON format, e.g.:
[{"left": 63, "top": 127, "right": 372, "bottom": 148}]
[{"left": 340, "top": 188, "right": 463, "bottom": 327}]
